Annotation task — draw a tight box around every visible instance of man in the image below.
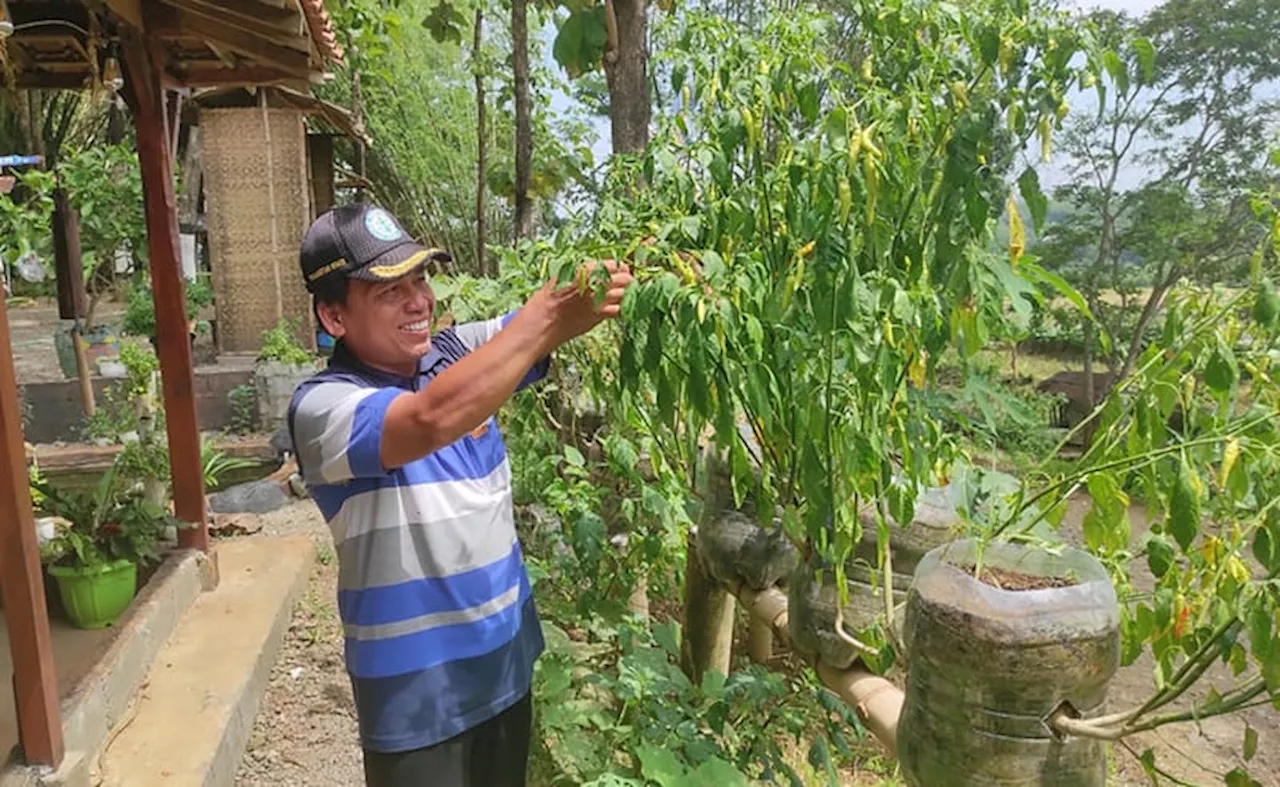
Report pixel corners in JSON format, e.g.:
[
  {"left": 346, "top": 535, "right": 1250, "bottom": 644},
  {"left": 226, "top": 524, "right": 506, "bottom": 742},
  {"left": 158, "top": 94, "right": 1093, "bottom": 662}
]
[{"left": 287, "top": 203, "right": 632, "bottom": 787}]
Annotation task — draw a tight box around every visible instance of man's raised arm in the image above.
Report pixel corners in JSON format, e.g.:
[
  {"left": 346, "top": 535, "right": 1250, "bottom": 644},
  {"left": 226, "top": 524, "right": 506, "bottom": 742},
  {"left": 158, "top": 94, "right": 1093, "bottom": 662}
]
[{"left": 379, "top": 261, "right": 631, "bottom": 470}]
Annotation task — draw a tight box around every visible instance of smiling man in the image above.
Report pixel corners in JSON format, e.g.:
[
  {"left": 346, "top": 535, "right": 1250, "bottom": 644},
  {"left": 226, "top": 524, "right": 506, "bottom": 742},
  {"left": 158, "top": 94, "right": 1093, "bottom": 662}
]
[{"left": 287, "top": 203, "right": 632, "bottom": 787}]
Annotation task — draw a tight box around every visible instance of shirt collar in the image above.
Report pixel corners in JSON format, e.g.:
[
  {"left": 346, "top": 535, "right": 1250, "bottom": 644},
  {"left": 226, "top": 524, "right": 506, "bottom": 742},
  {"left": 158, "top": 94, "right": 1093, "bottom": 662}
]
[{"left": 328, "top": 339, "right": 423, "bottom": 391}]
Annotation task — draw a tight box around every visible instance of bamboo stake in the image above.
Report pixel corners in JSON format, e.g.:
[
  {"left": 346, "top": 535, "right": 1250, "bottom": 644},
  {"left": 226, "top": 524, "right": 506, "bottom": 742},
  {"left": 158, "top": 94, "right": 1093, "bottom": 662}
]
[{"left": 730, "top": 583, "right": 903, "bottom": 756}]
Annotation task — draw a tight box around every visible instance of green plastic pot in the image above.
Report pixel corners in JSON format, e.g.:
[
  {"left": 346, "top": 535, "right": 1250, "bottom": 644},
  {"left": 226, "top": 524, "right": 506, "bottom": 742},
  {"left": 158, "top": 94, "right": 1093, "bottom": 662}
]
[{"left": 47, "top": 559, "right": 138, "bottom": 629}]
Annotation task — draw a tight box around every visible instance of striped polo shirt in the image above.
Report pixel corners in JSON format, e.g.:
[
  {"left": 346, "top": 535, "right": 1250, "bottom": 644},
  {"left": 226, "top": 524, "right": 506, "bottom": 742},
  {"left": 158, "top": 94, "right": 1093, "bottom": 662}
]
[{"left": 287, "top": 312, "right": 549, "bottom": 753}]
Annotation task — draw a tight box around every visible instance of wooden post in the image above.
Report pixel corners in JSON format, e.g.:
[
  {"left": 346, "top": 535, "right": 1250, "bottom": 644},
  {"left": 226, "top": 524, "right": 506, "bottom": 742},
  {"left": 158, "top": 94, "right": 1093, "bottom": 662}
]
[
  {"left": 122, "top": 40, "right": 211, "bottom": 558},
  {"left": 51, "top": 187, "right": 95, "bottom": 417},
  {"left": 307, "top": 134, "right": 335, "bottom": 216},
  {"left": 0, "top": 301, "right": 64, "bottom": 768},
  {"left": 680, "top": 537, "right": 735, "bottom": 685}
]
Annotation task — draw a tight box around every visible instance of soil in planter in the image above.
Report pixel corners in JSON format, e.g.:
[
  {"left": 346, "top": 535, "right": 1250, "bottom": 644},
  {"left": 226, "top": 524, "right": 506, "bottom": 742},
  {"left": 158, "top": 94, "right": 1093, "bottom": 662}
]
[
  {"left": 956, "top": 563, "right": 1077, "bottom": 591},
  {"left": 898, "top": 539, "right": 1120, "bottom": 787}
]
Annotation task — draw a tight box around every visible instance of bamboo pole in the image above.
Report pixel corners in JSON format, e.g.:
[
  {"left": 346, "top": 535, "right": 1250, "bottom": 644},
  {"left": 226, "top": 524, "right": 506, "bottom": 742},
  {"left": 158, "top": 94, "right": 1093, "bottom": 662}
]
[
  {"left": 680, "top": 539, "right": 735, "bottom": 683},
  {"left": 730, "top": 583, "right": 903, "bottom": 756}
]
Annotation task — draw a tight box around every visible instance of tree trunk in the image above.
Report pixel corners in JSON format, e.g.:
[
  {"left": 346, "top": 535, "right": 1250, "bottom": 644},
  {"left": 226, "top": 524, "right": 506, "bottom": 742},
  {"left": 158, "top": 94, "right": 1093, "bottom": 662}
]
[
  {"left": 680, "top": 538, "right": 735, "bottom": 685},
  {"left": 604, "top": 0, "right": 650, "bottom": 156},
  {"left": 512, "top": 0, "right": 535, "bottom": 241},
  {"left": 473, "top": 9, "right": 489, "bottom": 277},
  {"left": 1083, "top": 320, "right": 1095, "bottom": 410},
  {"left": 1115, "top": 275, "right": 1176, "bottom": 385}
]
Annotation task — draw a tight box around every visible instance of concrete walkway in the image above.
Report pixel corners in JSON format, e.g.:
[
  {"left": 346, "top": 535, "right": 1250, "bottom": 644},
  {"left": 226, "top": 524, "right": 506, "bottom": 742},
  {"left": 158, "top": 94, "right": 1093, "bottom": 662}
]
[{"left": 95, "top": 536, "right": 314, "bottom": 787}]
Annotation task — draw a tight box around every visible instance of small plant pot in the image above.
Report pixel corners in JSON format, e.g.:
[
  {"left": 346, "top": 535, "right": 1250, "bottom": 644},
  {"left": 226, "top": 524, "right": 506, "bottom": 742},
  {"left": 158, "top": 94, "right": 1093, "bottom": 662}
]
[
  {"left": 787, "top": 552, "right": 906, "bottom": 669},
  {"left": 854, "top": 484, "right": 964, "bottom": 579},
  {"left": 252, "top": 360, "right": 318, "bottom": 432},
  {"left": 47, "top": 559, "right": 138, "bottom": 630},
  {"left": 897, "top": 538, "right": 1120, "bottom": 787},
  {"left": 696, "top": 510, "right": 800, "bottom": 591}
]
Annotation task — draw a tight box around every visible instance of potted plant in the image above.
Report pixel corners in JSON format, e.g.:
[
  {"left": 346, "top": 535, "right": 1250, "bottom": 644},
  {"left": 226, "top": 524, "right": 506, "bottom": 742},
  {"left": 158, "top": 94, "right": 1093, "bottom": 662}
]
[
  {"left": 33, "top": 463, "right": 174, "bottom": 629},
  {"left": 252, "top": 317, "right": 319, "bottom": 432}
]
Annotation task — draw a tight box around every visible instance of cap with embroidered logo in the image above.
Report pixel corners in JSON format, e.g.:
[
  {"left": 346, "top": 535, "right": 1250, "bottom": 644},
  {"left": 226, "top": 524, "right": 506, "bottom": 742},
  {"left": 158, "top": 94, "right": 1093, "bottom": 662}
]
[{"left": 299, "top": 203, "right": 452, "bottom": 293}]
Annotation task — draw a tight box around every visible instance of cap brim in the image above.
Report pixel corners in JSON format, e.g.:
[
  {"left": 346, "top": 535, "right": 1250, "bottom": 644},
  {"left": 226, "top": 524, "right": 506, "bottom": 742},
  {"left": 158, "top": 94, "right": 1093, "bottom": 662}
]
[{"left": 349, "top": 245, "right": 452, "bottom": 282}]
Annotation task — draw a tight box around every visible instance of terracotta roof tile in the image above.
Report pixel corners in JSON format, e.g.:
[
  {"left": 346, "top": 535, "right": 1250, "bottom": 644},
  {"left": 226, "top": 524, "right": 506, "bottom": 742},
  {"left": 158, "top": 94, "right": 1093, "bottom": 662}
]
[{"left": 301, "top": 0, "right": 344, "bottom": 65}]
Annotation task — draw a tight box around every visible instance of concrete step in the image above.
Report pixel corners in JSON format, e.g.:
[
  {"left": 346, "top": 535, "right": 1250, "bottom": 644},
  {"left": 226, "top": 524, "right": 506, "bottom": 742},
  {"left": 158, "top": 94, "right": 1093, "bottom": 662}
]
[{"left": 95, "top": 536, "right": 315, "bottom": 787}]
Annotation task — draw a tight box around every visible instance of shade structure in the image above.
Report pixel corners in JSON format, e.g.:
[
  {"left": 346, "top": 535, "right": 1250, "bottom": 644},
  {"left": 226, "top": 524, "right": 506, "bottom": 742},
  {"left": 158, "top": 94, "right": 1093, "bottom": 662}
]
[{"left": 0, "top": 0, "right": 344, "bottom": 771}]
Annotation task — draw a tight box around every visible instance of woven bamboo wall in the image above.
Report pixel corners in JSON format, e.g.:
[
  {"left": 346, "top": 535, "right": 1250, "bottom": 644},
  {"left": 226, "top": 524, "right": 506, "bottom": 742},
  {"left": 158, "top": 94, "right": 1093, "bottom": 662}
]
[{"left": 201, "top": 106, "right": 314, "bottom": 354}]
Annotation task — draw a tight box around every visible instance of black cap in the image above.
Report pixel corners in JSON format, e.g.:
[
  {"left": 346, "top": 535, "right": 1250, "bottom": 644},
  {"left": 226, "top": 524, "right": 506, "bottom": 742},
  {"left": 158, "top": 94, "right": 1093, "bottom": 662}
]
[{"left": 299, "top": 203, "right": 452, "bottom": 294}]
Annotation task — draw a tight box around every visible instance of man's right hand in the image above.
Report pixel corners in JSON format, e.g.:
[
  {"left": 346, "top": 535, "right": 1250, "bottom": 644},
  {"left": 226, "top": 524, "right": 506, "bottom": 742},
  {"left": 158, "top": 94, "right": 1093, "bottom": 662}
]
[{"left": 528, "top": 259, "right": 634, "bottom": 350}]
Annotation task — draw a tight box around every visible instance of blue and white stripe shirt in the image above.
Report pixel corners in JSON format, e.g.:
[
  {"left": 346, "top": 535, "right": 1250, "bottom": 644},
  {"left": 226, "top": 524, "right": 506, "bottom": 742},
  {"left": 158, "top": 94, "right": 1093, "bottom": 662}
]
[{"left": 288, "top": 312, "right": 548, "bottom": 753}]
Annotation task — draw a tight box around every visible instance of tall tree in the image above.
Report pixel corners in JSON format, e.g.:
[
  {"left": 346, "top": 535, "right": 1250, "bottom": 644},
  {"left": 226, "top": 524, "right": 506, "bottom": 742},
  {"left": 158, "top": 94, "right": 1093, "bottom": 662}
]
[
  {"left": 511, "top": 0, "right": 535, "bottom": 240},
  {"left": 601, "top": 0, "right": 649, "bottom": 154},
  {"left": 473, "top": 7, "right": 489, "bottom": 275},
  {"left": 1036, "top": 0, "right": 1280, "bottom": 405}
]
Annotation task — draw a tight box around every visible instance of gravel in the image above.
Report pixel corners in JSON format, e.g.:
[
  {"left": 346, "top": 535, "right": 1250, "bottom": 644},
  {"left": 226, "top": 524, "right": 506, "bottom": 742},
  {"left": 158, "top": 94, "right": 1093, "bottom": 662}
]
[{"left": 233, "top": 501, "right": 365, "bottom": 787}]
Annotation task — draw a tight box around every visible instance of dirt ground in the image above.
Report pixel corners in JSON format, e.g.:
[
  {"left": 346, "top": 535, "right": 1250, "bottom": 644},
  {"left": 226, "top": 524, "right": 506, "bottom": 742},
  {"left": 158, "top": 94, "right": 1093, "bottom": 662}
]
[
  {"left": 233, "top": 495, "right": 1280, "bottom": 787},
  {"left": 232, "top": 503, "right": 364, "bottom": 787}
]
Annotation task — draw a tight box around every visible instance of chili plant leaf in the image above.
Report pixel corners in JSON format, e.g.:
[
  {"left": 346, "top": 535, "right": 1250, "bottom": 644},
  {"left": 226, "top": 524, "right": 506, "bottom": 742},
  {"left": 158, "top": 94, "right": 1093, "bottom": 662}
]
[{"left": 1169, "top": 458, "right": 1201, "bottom": 552}]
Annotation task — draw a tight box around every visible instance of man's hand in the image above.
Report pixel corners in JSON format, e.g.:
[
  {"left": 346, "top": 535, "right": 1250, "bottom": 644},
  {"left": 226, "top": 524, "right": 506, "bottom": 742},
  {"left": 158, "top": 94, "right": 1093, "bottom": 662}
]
[{"left": 527, "top": 259, "right": 634, "bottom": 349}]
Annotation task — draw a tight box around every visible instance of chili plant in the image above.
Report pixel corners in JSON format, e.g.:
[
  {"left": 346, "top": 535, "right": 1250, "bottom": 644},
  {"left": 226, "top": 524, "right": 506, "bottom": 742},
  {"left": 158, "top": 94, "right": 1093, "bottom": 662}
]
[{"left": 525, "top": 0, "right": 1097, "bottom": 652}]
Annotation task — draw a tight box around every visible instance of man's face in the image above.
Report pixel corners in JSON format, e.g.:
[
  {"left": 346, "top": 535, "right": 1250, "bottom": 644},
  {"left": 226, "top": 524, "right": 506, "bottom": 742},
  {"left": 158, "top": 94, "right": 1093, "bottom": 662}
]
[{"left": 321, "top": 269, "right": 436, "bottom": 375}]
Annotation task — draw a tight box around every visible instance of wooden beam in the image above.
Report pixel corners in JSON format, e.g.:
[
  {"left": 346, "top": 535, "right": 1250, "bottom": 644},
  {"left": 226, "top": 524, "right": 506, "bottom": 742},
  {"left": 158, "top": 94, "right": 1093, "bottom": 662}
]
[
  {"left": 120, "top": 37, "right": 213, "bottom": 562},
  {"left": 11, "top": 72, "right": 92, "bottom": 90},
  {"left": 172, "top": 0, "right": 303, "bottom": 34},
  {"left": 104, "top": 0, "right": 144, "bottom": 29},
  {"left": 0, "top": 303, "right": 65, "bottom": 769},
  {"left": 168, "top": 65, "right": 295, "bottom": 89},
  {"left": 148, "top": 2, "right": 313, "bottom": 67}
]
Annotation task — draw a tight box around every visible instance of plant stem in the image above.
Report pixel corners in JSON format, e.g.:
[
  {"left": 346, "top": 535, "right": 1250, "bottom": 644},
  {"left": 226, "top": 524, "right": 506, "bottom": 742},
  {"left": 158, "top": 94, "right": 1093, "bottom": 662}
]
[{"left": 1000, "top": 415, "right": 1270, "bottom": 538}]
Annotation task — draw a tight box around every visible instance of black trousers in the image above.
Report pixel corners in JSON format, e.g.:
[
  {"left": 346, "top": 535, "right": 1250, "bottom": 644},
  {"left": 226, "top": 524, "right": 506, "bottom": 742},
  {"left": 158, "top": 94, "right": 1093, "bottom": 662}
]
[{"left": 361, "top": 692, "right": 533, "bottom": 787}]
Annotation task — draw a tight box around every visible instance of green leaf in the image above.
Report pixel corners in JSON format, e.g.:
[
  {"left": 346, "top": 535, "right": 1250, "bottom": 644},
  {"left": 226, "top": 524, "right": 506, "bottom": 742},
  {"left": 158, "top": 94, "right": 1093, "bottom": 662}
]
[
  {"left": 1254, "top": 518, "right": 1280, "bottom": 574},
  {"left": 1017, "top": 167, "right": 1048, "bottom": 232},
  {"left": 421, "top": 1, "right": 466, "bottom": 44},
  {"left": 564, "top": 446, "right": 586, "bottom": 468},
  {"left": 637, "top": 743, "right": 686, "bottom": 787},
  {"left": 1083, "top": 472, "right": 1129, "bottom": 552},
  {"left": 1205, "top": 337, "right": 1238, "bottom": 392},
  {"left": 1146, "top": 534, "right": 1175, "bottom": 578},
  {"left": 700, "top": 669, "right": 727, "bottom": 699},
  {"left": 1244, "top": 725, "right": 1258, "bottom": 761},
  {"left": 1169, "top": 458, "right": 1200, "bottom": 551},
  {"left": 683, "top": 757, "right": 748, "bottom": 787},
  {"left": 1250, "top": 604, "right": 1272, "bottom": 663},
  {"left": 1225, "top": 768, "right": 1259, "bottom": 787},
  {"left": 1103, "top": 49, "right": 1129, "bottom": 95},
  {"left": 1132, "top": 37, "right": 1156, "bottom": 84},
  {"left": 654, "top": 619, "right": 681, "bottom": 659},
  {"left": 1138, "top": 749, "right": 1157, "bottom": 779}
]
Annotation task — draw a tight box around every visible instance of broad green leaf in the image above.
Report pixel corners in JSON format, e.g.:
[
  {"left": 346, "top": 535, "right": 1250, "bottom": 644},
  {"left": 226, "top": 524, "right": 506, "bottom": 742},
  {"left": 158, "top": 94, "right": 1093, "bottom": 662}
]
[
  {"left": 637, "top": 743, "right": 686, "bottom": 787},
  {"left": 700, "top": 669, "right": 727, "bottom": 699},
  {"left": 683, "top": 757, "right": 748, "bottom": 787},
  {"left": 1244, "top": 725, "right": 1258, "bottom": 761},
  {"left": 564, "top": 446, "right": 586, "bottom": 468}
]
